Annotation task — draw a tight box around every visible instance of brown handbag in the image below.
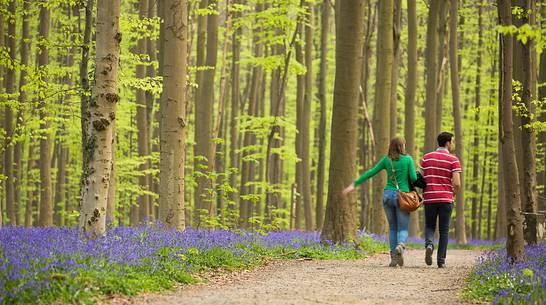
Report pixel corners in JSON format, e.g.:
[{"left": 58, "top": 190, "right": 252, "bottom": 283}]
[{"left": 389, "top": 158, "right": 421, "bottom": 213}]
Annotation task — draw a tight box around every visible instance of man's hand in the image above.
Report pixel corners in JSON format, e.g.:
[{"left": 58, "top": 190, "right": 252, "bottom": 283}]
[
  {"left": 342, "top": 183, "right": 355, "bottom": 195},
  {"left": 452, "top": 172, "right": 461, "bottom": 194}
]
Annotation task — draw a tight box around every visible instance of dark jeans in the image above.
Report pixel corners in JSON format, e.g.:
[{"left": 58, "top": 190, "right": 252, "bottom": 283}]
[{"left": 424, "top": 203, "right": 453, "bottom": 265}]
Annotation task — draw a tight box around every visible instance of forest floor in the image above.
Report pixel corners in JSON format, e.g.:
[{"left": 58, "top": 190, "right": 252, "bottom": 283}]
[{"left": 106, "top": 249, "right": 483, "bottom": 305}]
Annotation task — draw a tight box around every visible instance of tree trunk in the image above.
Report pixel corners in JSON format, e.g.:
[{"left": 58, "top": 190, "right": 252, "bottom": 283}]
[
  {"left": 14, "top": 0, "right": 31, "bottom": 226},
  {"left": 514, "top": 0, "right": 538, "bottom": 245},
  {"left": 229, "top": 0, "right": 242, "bottom": 216},
  {"left": 316, "top": 0, "right": 329, "bottom": 230},
  {"left": 0, "top": 0, "right": 4, "bottom": 226},
  {"left": 295, "top": 21, "right": 304, "bottom": 230},
  {"left": 448, "top": 0, "right": 467, "bottom": 244},
  {"left": 302, "top": 1, "right": 314, "bottom": 230},
  {"left": 389, "top": 0, "right": 401, "bottom": 139},
  {"left": 435, "top": 1, "right": 449, "bottom": 133},
  {"left": 37, "top": 4, "right": 53, "bottom": 227},
  {"left": 4, "top": 0, "right": 17, "bottom": 225},
  {"left": 107, "top": 130, "right": 116, "bottom": 224},
  {"left": 424, "top": 0, "right": 441, "bottom": 152},
  {"left": 497, "top": 0, "right": 524, "bottom": 261},
  {"left": 539, "top": 3, "right": 546, "bottom": 213},
  {"left": 80, "top": 0, "right": 94, "bottom": 176},
  {"left": 406, "top": 0, "right": 419, "bottom": 237},
  {"left": 194, "top": 0, "right": 213, "bottom": 222},
  {"left": 370, "top": 0, "right": 393, "bottom": 235},
  {"left": 321, "top": 0, "right": 365, "bottom": 243},
  {"left": 495, "top": 143, "right": 507, "bottom": 239},
  {"left": 79, "top": 0, "right": 121, "bottom": 236},
  {"left": 158, "top": 0, "right": 187, "bottom": 231},
  {"left": 471, "top": 1, "right": 483, "bottom": 240},
  {"left": 486, "top": 158, "right": 494, "bottom": 240},
  {"left": 136, "top": 0, "right": 150, "bottom": 224},
  {"left": 25, "top": 143, "right": 37, "bottom": 227},
  {"left": 146, "top": 1, "right": 157, "bottom": 220}
]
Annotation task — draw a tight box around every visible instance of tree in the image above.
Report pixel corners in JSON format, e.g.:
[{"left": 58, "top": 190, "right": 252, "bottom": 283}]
[
  {"left": 194, "top": 0, "right": 217, "bottom": 222},
  {"left": 424, "top": 0, "right": 441, "bottom": 152},
  {"left": 321, "top": 0, "right": 365, "bottom": 243},
  {"left": 136, "top": 0, "right": 151, "bottom": 224},
  {"left": 37, "top": 2, "right": 53, "bottom": 227},
  {"left": 405, "top": 0, "right": 419, "bottom": 237},
  {"left": 513, "top": 0, "right": 537, "bottom": 245},
  {"left": 79, "top": 0, "right": 121, "bottom": 235},
  {"left": 471, "top": 1, "right": 484, "bottom": 240},
  {"left": 4, "top": 0, "right": 17, "bottom": 225},
  {"left": 315, "top": 0, "right": 330, "bottom": 230},
  {"left": 497, "top": 0, "right": 524, "bottom": 261},
  {"left": 158, "top": 0, "right": 188, "bottom": 231},
  {"left": 301, "top": 0, "right": 314, "bottom": 230},
  {"left": 370, "top": 0, "right": 394, "bottom": 234}
]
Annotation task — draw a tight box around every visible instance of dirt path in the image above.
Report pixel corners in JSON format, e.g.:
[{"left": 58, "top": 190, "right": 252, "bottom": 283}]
[{"left": 108, "top": 249, "right": 482, "bottom": 305}]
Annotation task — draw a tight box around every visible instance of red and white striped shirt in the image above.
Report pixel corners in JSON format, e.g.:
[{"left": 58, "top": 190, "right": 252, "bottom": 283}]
[{"left": 420, "top": 148, "right": 462, "bottom": 205}]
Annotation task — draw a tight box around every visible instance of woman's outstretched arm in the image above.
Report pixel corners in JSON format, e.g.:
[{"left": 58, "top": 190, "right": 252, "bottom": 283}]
[{"left": 343, "top": 156, "right": 386, "bottom": 194}]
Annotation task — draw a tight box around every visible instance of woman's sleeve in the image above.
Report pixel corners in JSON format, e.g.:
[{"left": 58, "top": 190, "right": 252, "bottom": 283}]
[
  {"left": 354, "top": 157, "right": 385, "bottom": 187},
  {"left": 408, "top": 157, "right": 418, "bottom": 183}
]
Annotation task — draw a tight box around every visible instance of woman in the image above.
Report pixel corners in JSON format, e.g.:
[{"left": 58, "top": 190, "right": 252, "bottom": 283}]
[{"left": 343, "top": 137, "right": 417, "bottom": 267}]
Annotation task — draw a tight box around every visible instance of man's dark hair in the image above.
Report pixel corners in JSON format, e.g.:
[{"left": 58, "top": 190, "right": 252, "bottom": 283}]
[{"left": 437, "top": 132, "right": 454, "bottom": 147}]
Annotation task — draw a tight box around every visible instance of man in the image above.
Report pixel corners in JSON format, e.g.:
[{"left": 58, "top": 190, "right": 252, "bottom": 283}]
[{"left": 420, "top": 132, "right": 462, "bottom": 268}]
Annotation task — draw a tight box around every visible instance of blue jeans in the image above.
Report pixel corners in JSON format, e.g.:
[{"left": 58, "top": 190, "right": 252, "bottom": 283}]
[
  {"left": 424, "top": 203, "right": 453, "bottom": 265},
  {"left": 383, "top": 190, "right": 410, "bottom": 254}
]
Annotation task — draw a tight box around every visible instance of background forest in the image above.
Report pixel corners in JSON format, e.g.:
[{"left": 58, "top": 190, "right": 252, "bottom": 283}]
[{"left": 0, "top": 0, "right": 544, "bottom": 247}]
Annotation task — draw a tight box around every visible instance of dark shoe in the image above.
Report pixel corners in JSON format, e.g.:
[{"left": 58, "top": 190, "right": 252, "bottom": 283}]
[
  {"left": 395, "top": 244, "right": 405, "bottom": 267},
  {"left": 425, "top": 245, "right": 433, "bottom": 266},
  {"left": 438, "top": 263, "right": 445, "bottom": 268},
  {"left": 389, "top": 253, "right": 398, "bottom": 267}
]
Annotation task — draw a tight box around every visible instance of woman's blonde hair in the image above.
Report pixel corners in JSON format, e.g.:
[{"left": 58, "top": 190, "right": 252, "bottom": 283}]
[{"left": 388, "top": 137, "right": 406, "bottom": 160}]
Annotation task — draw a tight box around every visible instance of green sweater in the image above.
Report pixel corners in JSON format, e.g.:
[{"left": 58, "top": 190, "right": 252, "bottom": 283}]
[{"left": 354, "top": 155, "right": 417, "bottom": 192}]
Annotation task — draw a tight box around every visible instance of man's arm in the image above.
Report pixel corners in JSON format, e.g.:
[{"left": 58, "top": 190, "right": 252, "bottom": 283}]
[{"left": 452, "top": 172, "right": 461, "bottom": 194}]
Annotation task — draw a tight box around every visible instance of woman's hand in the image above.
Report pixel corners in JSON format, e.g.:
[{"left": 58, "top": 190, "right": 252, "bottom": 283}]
[{"left": 342, "top": 183, "right": 355, "bottom": 195}]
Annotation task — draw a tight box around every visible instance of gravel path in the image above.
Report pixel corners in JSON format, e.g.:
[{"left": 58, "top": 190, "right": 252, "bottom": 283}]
[{"left": 107, "top": 249, "right": 482, "bottom": 305}]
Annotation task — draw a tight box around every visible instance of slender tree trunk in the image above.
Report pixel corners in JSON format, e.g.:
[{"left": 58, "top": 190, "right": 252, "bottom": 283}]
[
  {"left": 316, "top": 0, "right": 329, "bottom": 230},
  {"left": 301, "top": 1, "right": 314, "bottom": 230},
  {"left": 0, "top": 8, "right": 3, "bottom": 227},
  {"left": 79, "top": 0, "right": 121, "bottom": 235},
  {"left": 194, "top": 0, "right": 212, "bottom": 222},
  {"left": 295, "top": 21, "right": 304, "bottom": 230},
  {"left": 240, "top": 3, "right": 264, "bottom": 228},
  {"left": 390, "top": 0, "right": 401, "bottom": 139},
  {"left": 495, "top": 143, "right": 507, "bottom": 239},
  {"left": 406, "top": 0, "right": 419, "bottom": 237},
  {"left": 136, "top": 0, "right": 150, "bottom": 224},
  {"left": 486, "top": 158, "right": 494, "bottom": 240},
  {"left": 4, "top": 0, "right": 17, "bottom": 225},
  {"left": 539, "top": 4, "right": 546, "bottom": 213},
  {"left": 146, "top": 1, "right": 157, "bottom": 220},
  {"left": 370, "top": 0, "right": 394, "bottom": 234},
  {"left": 424, "top": 0, "right": 441, "bottom": 152},
  {"left": 471, "top": 1, "right": 484, "bottom": 240},
  {"left": 229, "top": 0, "right": 242, "bottom": 217},
  {"left": 498, "top": 0, "right": 524, "bottom": 261},
  {"left": 25, "top": 143, "right": 36, "bottom": 227},
  {"left": 37, "top": 4, "right": 53, "bottom": 227},
  {"left": 158, "top": 0, "right": 188, "bottom": 231},
  {"left": 449, "top": 0, "right": 467, "bottom": 244},
  {"left": 80, "top": 0, "right": 94, "bottom": 176},
  {"left": 321, "top": 0, "right": 365, "bottom": 243},
  {"left": 14, "top": 0, "right": 31, "bottom": 226},
  {"left": 514, "top": 0, "right": 538, "bottom": 244},
  {"left": 435, "top": 1, "right": 449, "bottom": 133}
]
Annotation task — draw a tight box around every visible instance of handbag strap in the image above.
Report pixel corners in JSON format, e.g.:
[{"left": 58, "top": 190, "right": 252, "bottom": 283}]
[{"left": 388, "top": 157, "right": 400, "bottom": 190}]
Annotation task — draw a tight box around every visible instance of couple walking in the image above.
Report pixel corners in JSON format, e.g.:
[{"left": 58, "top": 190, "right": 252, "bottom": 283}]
[{"left": 343, "top": 132, "right": 462, "bottom": 268}]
